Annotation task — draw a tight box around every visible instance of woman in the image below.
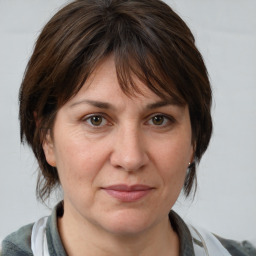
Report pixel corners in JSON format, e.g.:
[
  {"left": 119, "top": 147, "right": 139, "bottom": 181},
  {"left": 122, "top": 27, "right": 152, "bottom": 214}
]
[{"left": 1, "top": 0, "right": 255, "bottom": 255}]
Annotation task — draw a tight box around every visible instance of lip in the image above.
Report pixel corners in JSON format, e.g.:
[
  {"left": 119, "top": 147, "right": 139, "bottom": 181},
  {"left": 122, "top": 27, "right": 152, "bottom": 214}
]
[{"left": 102, "top": 184, "right": 154, "bottom": 202}]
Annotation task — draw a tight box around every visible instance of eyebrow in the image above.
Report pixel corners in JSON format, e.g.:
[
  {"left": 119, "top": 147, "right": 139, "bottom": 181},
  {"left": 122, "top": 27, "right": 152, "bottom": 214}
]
[
  {"left": 70, "top": 100, "right": 113, "bottom": 109},
  {"left": 146, "top": 100, "right": 177, "bottom": 109},
  {"left": 70, "top": 99, "right": 178, "bottom": 110}
]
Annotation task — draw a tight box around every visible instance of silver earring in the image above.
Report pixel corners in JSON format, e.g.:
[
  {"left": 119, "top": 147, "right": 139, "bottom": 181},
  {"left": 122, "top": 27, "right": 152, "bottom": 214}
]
[{"left": 188, "top": 162, "right": 193, "bottom": 168}]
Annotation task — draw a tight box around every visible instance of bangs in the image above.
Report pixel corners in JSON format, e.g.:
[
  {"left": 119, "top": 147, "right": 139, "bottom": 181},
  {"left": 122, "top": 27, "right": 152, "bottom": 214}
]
[
  {"left": 114, "top": 41, "right": 186, "bottom": 105},
  {"left": 61, "top": 14, "right": 187, "bottom": 108}
]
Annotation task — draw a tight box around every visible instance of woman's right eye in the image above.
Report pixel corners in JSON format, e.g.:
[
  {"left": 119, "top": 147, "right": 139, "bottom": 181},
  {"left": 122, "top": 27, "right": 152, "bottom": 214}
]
[{"left": 84, "top": 115, "right": 108, "bottom": 127}]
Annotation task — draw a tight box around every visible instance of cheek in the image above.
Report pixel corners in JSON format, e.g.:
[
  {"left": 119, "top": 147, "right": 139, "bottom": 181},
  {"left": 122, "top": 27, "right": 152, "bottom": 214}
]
[
  {"left": 154, "top": 139, "right": 192, "bottom": 170},
  {"left": 152, "top": 136, "right": 192, "bottom": 188},
  {"left": 55, "top": 149, "right": 97, "bottom": 207},
  {"left": 53, "top": 136, "right": 108, "bottom": 190}
]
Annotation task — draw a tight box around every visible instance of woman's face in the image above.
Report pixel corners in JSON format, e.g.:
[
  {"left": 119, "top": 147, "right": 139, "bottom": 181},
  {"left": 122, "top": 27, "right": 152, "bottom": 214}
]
[{"left": 43, "top": 56, "right": 194, "bottom": 235}]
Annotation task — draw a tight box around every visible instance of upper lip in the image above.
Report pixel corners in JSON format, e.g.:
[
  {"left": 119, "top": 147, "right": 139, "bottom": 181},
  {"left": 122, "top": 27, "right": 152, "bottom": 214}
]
[{"left": 103, "top": 184, "right": 153, "bottom": 191}]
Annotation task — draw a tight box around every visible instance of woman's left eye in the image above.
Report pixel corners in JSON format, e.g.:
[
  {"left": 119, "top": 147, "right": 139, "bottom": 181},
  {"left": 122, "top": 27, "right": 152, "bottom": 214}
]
[
  {"left": 84, "top": 115, "right": 107, "bottom": 127},
  {"left": 147, "top": 114, "right": 174, "bottom": 126}
]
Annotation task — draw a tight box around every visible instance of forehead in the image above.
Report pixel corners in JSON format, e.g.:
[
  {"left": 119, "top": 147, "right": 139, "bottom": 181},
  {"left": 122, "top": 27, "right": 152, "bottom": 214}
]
[
  {"left": 67, "top": 55, "right": 184, "bottom": 108},
  {"left": 67, "top": 61, "right": 152, "bottom": 109}
]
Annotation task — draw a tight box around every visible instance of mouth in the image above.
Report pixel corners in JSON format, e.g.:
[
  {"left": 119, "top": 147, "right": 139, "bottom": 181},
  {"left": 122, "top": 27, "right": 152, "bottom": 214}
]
[{"left": 102, "top": 184, "right": 154, "bottom": 202}]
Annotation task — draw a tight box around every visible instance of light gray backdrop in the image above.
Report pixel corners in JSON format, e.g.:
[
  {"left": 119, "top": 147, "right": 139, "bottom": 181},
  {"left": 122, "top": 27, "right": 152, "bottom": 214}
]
[{"left": 0, "top": 0, "right": 255, "bottom": 244}]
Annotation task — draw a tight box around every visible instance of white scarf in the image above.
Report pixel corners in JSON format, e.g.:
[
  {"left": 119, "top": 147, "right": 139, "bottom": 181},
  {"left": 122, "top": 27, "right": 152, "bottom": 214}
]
[
  {"left": 31, "top": 216, "right": 50, "bottom": 256},
  {"left": 188, "top": 225, "right": 232, "bottom": 256}
]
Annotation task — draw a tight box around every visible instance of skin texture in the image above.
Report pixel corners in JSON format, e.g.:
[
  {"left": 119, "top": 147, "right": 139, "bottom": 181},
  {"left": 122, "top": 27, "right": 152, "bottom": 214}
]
[{"left": 43, "top": 55, "right": 194, "bottom": 256}]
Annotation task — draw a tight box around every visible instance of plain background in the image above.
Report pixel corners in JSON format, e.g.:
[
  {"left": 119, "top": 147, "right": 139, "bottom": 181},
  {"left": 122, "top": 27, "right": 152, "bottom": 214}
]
[{"left": 0, "top": 0, "right": 255, "bottom": 244}]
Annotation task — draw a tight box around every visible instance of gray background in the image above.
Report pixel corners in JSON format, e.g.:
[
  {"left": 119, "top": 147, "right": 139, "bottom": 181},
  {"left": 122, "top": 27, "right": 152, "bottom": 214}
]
[{"left": 0, "top": 0, "right": 255, "bottom": 244}]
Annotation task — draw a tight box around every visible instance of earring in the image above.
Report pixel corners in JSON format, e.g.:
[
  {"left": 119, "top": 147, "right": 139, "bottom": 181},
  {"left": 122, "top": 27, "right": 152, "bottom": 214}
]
[{"left": 188, "top": 162, "right": 194, "bottom": 168}]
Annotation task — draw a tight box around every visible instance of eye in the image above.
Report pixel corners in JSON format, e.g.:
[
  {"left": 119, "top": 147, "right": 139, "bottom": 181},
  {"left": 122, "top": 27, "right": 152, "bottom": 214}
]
[
  {"left": 152, "top": 115, "right": 165, "bottom": 125},
  {"left": 147, "top": 114, "right": 174, "bottom": 126},
  {"left": 84, "top": 115, "right": 107, "bottom": 127}
]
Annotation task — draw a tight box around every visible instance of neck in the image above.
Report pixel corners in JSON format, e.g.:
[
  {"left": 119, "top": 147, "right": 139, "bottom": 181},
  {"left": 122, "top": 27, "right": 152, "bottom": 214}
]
[{"left": 58, "top": 206, "right": 179, "bottom": 256}]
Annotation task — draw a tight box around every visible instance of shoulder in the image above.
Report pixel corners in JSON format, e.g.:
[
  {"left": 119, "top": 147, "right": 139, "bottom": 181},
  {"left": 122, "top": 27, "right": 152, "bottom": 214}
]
[
  {"left": 170, "top": 211, "right": 256, "bottom": 256},
  {"left": 189, "top": 224, "right": 256, "bottom": 256},
  {"left": 1, "top": 223, "right": 34, "bottom": 256},
  {"left": 190, "top": 224, "right": 256, "bottom": 256},
  {"left": 215, "top": 235, "right": 256, "bottom": 256}
]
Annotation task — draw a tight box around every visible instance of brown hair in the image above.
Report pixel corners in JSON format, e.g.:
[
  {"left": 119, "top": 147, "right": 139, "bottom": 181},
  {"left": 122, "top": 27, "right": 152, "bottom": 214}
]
[{"left": 19, "top": 0, "right": 212, "bottom": 202}]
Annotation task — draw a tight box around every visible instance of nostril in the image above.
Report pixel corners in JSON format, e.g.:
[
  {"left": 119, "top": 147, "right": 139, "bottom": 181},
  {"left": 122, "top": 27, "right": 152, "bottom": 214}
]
[{"left": 110, "top": 148, "right": 149, "bottom": 172}]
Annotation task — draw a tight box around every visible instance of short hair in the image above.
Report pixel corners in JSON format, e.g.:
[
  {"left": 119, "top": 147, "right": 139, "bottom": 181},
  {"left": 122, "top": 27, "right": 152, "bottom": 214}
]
[{"left": 19, "top": 0, "right": 212, "bottom": 202}]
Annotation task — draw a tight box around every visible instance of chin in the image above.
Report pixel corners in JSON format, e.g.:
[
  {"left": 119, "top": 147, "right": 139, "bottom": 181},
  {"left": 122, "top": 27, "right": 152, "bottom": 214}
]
[{"left": 96, "top": 209, "right": 157, "bottom": 236}]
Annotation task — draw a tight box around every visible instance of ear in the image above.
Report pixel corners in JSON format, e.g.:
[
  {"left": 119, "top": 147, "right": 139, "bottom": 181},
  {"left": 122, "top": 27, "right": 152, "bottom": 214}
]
[{"left": 42, "top": 130, "right": 56, "bottom": 167}]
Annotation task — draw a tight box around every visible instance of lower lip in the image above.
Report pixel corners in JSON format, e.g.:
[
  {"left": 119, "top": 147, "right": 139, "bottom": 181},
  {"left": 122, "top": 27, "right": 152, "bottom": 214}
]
[{"left": 103, "top": 189, "right": 152, "bottom": 202}]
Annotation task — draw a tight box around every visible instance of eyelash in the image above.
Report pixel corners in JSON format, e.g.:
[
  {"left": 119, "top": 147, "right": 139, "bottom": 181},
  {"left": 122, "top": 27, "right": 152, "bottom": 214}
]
[{"left": 82, "top": 113, "right": 175, "bottom": 128}]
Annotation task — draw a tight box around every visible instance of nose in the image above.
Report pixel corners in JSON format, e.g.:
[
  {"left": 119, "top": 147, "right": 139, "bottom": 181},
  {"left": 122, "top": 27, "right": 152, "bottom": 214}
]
[{"left": 110, "top": 125, "right": 149, "bottom": 172}]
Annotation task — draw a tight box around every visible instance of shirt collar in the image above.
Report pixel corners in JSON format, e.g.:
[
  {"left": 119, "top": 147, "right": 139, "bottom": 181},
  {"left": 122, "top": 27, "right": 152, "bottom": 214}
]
[
  {"left": 46, "top": 202, "right": 195, "bottom": 256},
  {"left": 169, "top": 211, "right": 195, "bottom": 256}
]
